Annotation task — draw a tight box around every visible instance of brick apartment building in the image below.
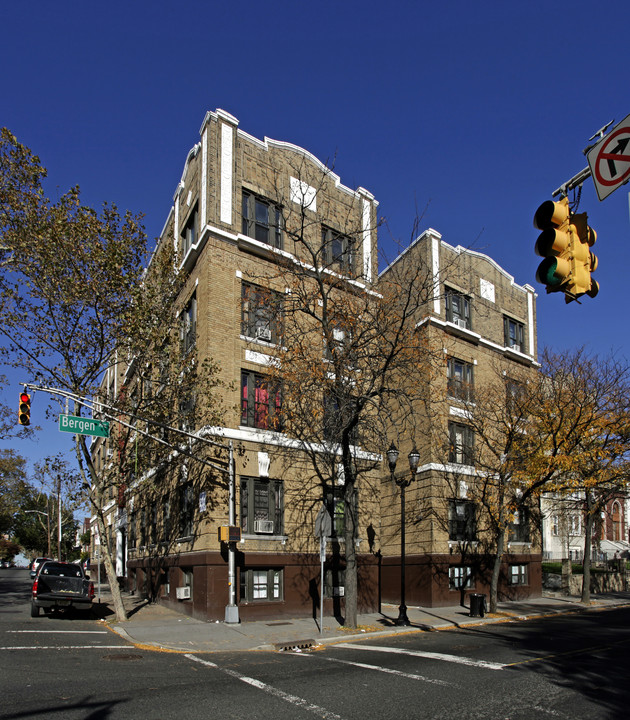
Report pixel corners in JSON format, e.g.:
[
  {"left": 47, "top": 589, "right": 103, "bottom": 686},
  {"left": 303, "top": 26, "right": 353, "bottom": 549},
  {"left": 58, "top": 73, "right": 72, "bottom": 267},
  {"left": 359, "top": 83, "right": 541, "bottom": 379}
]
[
  {"left": 378, "top": 230, "right": 541, "bottom": 607},
  {"left": 90, "top": 110, "right": 542, "bottom": 621}
]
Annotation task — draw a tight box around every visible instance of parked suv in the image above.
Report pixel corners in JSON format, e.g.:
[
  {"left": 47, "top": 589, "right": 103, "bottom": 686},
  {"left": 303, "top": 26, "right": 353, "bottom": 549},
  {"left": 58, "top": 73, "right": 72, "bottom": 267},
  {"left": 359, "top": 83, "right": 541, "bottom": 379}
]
[{"left": 29, "top": 557, "right": 52, "bottom": 579}]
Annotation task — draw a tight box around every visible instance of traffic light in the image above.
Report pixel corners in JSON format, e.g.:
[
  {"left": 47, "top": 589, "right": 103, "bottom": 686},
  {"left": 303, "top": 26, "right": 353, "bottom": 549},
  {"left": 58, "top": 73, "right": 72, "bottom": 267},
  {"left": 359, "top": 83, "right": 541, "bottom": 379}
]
[
  {"left": 533, "top": 197, "right": 599, "bottom": 302},
  {"left": 18, "top": 392, "right": 31, "bottom": 425},
  {"left": 534, "top": 197, "right": 572, "bottom": 294},
  {"left": 570, "top": 212, "right": 599, "bottom": 299}
]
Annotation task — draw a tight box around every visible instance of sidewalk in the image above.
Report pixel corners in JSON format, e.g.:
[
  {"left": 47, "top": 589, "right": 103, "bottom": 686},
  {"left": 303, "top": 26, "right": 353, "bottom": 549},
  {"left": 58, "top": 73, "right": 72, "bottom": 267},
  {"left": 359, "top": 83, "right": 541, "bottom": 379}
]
[{"left": 92, "top": 586, "right": 630, "bottom": 654}]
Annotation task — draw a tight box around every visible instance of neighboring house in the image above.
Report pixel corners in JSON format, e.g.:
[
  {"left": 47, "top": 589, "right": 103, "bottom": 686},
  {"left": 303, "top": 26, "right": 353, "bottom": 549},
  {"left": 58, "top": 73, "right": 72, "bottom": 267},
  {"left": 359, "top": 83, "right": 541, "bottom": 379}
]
[
  {"left": 541, "top": 492, "right": 586, "bottom": 561},
  {"left": 541, "top": 492, "right": 630, "bottom": 562},
  {"left": 90, "top": 111, "right": 542, "bottom": 620}
]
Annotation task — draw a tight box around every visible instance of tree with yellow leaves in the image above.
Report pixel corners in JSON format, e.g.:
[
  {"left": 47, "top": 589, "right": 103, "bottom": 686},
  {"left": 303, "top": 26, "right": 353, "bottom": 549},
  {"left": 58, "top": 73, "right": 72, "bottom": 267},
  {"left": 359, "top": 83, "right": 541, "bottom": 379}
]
[{"left": 521, "top": 348, "right": 630, "bottom": 604}]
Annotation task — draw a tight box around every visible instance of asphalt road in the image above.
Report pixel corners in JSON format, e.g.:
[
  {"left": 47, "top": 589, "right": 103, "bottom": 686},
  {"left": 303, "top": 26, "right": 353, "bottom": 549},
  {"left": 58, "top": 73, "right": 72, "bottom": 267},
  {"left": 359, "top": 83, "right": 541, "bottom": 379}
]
[{"left": 2, "top": 567, "right": 630, "bottom": 719}]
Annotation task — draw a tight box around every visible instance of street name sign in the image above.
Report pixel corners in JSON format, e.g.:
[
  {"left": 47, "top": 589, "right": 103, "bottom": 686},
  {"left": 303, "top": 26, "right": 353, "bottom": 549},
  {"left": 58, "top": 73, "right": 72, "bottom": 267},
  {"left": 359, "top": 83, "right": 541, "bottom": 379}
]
[
  {"left": 587, "top": 113, "right": 630, "bottom": 201},
  {"left": 58, "top": 414, "right": 110, "bottom": 438}
]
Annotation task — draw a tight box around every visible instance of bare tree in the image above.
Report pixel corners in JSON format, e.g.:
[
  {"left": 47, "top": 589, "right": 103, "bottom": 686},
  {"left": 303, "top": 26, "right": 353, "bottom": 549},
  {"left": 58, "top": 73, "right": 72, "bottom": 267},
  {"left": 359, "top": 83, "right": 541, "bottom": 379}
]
[{"left": 245, "top": 161, "right": 440, "bottom": 627}]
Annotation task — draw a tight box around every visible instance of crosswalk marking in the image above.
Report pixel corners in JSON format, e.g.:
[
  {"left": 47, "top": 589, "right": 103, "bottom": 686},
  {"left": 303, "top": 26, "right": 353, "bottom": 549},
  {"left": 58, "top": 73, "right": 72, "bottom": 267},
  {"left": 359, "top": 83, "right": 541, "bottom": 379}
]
[
  {"left": 291, "top": 652, "right": 453, "bottom": 685},
  {"left": 186, "top": 653, "right": 345, "bottom": 720},
  {"left": 335, "top": 643, "right": 507, "bottom": 670}
]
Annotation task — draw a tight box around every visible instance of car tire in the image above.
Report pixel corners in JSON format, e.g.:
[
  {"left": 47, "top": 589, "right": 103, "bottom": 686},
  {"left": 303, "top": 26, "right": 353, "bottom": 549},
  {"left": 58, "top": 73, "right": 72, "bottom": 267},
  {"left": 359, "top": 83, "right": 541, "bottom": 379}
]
[{"left": 30, "top": 602, "right": 40, "bottom": 618}]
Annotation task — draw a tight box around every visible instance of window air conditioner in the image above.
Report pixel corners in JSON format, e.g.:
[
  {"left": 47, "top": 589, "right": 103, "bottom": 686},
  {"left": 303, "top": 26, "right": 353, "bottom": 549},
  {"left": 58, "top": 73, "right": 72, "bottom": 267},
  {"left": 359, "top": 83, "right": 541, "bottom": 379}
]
[
  {"left": 176, "top": 586, "right": 191, "bottom": 600},
  {"left": 454, "top": 318, "right": 468, "bottom": 329},
  {"left": 254, "top": 520, "right": 274, "bottom": 534},
  {"left": 255, "top": 326, "right": 272, "bottom": 341}
]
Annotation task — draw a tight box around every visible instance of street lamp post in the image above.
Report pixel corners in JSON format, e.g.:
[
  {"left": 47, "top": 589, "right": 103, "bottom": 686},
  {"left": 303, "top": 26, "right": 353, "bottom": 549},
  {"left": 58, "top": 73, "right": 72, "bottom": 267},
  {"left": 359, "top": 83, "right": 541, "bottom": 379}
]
[{"left": 387, "top": 442, "right": 420, "bottom": 626}]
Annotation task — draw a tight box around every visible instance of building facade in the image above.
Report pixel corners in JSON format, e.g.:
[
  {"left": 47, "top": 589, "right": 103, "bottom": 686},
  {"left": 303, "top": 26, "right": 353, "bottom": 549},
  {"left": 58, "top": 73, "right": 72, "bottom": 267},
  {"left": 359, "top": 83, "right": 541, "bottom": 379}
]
[
  {"left": 378, "top": 230, "right": 542, "bottom": 607},
  {"left": 91, "top": 111, "right": 542, "bottom": 620},
  {"left": 91, "top": 109, "right": 382, "bottom": 621}
]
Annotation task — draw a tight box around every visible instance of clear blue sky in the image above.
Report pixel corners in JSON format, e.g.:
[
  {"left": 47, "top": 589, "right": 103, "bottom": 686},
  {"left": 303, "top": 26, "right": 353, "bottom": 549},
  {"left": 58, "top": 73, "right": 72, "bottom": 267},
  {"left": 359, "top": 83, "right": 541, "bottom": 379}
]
[{"left": 2, "top": 0, "right": 630, "bottom": 469}]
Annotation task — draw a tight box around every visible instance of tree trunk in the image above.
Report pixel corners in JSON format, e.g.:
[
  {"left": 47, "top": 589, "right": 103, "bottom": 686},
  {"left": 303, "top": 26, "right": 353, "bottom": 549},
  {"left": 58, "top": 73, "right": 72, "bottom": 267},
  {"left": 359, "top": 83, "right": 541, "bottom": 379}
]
[
  {"left": 94, "top": 510, "right": 128, "bottom": 621},
  {"left": 76, "top": 436, "right": 128, "bottom": 622},
  {"left": 344, "top": 482, "right": 358, "bottom": 628},
  {"left": 581, "top": 504, "right": 593, "bottom": 605},
  {"left": 489, "top": 526, "right": 506, "bottom": 614}
]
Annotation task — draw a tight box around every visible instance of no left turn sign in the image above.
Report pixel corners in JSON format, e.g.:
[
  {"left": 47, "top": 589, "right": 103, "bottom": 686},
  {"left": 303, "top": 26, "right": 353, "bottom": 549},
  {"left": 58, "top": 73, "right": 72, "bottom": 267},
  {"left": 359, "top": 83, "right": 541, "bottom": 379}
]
[{"left": 587, "top": 113, "right": 630, "bottom": 201}]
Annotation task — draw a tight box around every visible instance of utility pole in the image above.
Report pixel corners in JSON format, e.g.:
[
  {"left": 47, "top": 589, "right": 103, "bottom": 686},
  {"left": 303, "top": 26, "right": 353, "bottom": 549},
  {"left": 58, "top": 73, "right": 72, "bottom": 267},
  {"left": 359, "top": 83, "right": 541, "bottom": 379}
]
[{"left": 57, "top": 475, "right": 62, "bottom": 561}]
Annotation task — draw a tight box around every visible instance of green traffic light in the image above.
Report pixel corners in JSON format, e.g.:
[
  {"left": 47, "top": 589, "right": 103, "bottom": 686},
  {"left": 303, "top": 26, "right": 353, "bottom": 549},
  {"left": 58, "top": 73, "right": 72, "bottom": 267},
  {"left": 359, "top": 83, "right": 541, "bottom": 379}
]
[{"left": 536, "top": 258, "right": 564, "bottom": 287}]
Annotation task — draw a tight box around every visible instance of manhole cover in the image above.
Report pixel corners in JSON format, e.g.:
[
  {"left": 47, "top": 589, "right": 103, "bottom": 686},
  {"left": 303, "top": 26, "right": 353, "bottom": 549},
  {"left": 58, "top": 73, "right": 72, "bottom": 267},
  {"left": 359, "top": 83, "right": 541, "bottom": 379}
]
[{"left": 102, "top": 653, "right": 143, "bottom": 661}]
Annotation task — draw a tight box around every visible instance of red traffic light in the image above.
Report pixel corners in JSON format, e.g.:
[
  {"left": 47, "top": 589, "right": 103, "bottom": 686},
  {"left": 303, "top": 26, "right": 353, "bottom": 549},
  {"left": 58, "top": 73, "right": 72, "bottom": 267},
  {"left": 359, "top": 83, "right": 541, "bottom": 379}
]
[{"left": 18, "top": 393, "right": 31, "bottom": 425}]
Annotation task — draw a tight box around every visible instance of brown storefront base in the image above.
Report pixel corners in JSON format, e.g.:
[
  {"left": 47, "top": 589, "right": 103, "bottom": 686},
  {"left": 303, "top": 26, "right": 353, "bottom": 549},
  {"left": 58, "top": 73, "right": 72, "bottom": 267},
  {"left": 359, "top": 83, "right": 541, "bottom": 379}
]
[
  {"left": 126, "top": 550, "right": 380, "bottom": 622},
  {"left": 380, "top": 552, "right": 542, "bottom": 608},
  {"left": 126, "top": 550, "right": 541, "bottom": 621}
]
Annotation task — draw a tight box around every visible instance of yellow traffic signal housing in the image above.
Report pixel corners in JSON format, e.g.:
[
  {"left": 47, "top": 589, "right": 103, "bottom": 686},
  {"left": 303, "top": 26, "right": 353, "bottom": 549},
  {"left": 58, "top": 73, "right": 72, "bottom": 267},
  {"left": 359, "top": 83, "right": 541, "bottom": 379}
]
[
  {"left": 534, "top": 198, "right": 599, "bottom": 302},
  {"left": 570, "top": 212, "right": 599, "bottom": 299},
  {"left": 18, "top": 392, "right": 31, "bottom": 425},
  {"left": 218, "top": 525, "right": 241, "bottom": 543},
  {"left": 534, "top": 197, "right": 572, "bottom": 292}
]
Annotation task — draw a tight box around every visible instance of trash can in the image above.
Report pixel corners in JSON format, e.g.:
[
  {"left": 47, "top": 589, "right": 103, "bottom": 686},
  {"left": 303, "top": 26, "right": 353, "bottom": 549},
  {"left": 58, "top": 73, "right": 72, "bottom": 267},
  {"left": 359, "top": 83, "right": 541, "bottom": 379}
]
[{"left": 469, "top": 593, "right": 486, "bottom": 618}]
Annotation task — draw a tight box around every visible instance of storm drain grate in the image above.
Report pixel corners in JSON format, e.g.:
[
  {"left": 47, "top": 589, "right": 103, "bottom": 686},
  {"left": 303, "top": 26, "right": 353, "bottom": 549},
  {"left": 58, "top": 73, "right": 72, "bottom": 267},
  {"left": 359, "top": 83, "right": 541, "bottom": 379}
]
[
  {"left": 265, "top": 621, "right": 293, "bottom": 627},
  {"left": 274, "top": 640, "right": 316, "bottom": 652}
]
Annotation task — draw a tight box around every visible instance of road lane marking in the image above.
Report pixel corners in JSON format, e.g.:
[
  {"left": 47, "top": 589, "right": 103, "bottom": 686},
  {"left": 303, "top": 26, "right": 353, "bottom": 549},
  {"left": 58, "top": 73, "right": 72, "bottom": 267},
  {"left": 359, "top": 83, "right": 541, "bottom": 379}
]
[
  {"left": 186, "top": 653, "right": 345, "bottom": 720},
  {"left": 335, "top": 643, "right": 507, "bottom": 670},
  {"left": 7, "top": 630, "right": 108, "bottom": 634},
  {"left": 290, "top": 652, "right": 453, "bottom": 685},
  {"left": 0, "top": 645, "right": 130, "bottom": 650}
]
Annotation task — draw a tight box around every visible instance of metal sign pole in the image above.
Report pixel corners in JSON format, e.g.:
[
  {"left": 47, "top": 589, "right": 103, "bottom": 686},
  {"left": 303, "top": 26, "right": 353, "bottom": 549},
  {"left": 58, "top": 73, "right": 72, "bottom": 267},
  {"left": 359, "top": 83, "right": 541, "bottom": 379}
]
[
  {"left": 315, "top": 504, "right": 332, "bottom": 636},
  {"left": 320, "top": 536, "right": 326, "bottom": 636}
]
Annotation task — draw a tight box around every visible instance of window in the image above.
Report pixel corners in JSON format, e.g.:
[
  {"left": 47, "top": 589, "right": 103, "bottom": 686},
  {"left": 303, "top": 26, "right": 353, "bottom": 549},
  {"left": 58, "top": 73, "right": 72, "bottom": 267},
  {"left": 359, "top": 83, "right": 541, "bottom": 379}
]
[
  {"left": 323, "top": 393, "right": 358, "bottom": 445},
  {"left": 445, "top": 288, "right": 471, "bottom": 329},
  {"left": 324, "top": 321, "right": 357, "bottom": 366},
  {"left": 324, "top": 567, "right": 346, "bottom": 598},
  {"left": 509, "top": 506, "right": 530, "bottom": 543},
  {"left": 241, "top": 370, "right": 282, "bottom": 431},
  {"left": 448, "top": 499, "right": 477, "bottom": 541},
  {"left": 612, "top": 501, "right": 622, "bottom": 541},
  {"left": 180, "top": 206, "right": 198, "bottom": 257},
  {"left": 161, "top": 569, "right": 170, "bottom": 597},
  {"left": 240, "top": 568, "right": 283, "bottom": 602},
  {"left": 241, "top": 282, "right": 283, "bottom": 344},
  {"left": 449, "top": 565, "right": 474, "bottom": 590},
  {"left": 178, "top": 390, "right": 196, "bottom": 432},
  {"left": 569, "top": 513, "right": 582, "bottom": 536},
  {"left": 179, "top": 484, "right": 194, "bottom": 538},
  {"left": 240, "top": 477, "right": 283, "bottom": 535},
  {"left": 551, "top": 514, "right": 560, "bottom": 536},
  {"left": 504, "top": 316, "right": 525, "bottom": 352},
  {"left": 322, "top": 226, "right": 354, "bottom": 273},
  {"left": 139, "top": 508, "right": 147, "bottom": 547},
  {"left": 180, "top": 293, "right": 197, "bottom": 355},
  {"left": 128, "top": 511, "right": 136, "bottom": 549},
  {"left": 162, "top": 496, "right": 170, "bottom": 542},
  {"left": 449, "top": 422, "right": 474, "bottom": 466},
  {"left": 447, "top": 358, "right": 474, "bottom": 401},
  {"left": 324, "top": 485, "right": 355, "bottom": 539},
  {"left": 242, "top": 191, "right": 282, "bottom": 249},
  {"left": 509, "top": 564, "right": 528, "bottom": 586},
  {"left": 505, "top": 378, "right": 526, "bottom": 413},
  {"left": 182, "top": 568, "right": 193, "bottom": 597}
]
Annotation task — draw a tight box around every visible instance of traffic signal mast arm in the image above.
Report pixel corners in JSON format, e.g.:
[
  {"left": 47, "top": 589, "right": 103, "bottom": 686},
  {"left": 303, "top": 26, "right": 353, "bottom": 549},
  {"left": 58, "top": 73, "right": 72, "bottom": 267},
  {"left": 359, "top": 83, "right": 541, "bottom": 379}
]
[{"left": 19, "top": 383, "right": 231, "bottom": 476}]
